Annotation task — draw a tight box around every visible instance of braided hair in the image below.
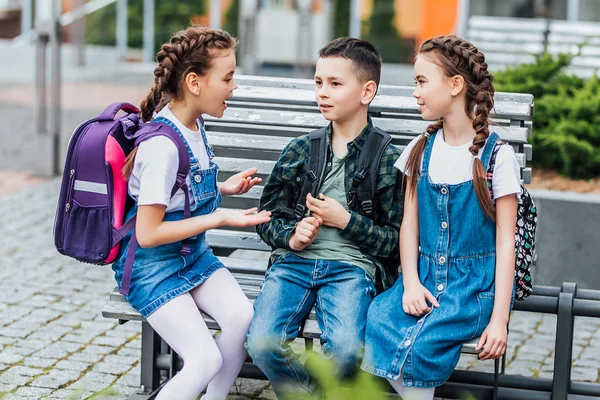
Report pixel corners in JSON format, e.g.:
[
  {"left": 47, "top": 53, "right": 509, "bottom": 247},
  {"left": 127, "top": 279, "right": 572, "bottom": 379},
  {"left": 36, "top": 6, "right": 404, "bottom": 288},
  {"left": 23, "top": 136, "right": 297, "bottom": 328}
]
[
  {"left": 404, "top": 35, "right": 496, "bottom": 220},
  {"left": 123, "top": 26, "right": 236, "bottom": 179},
  {"left": 140, "top": 26, "right": 237, "bottom": 122}
]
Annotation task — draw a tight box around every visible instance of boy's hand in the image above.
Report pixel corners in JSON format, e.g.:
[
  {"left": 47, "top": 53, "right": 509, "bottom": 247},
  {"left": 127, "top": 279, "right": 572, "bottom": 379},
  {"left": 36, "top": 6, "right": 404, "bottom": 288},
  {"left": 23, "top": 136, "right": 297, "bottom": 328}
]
[
  {"left": 306, "top": 193, "right": 351, "bottom": 230},
  {"left": 476, "top": 318, "right": 508, "bottom": 360},
  {"left": 219, "top": 168, "right": 262, "bottom": 196},
  {"left": 402, "top": 282, "right": 440, "bottom": 317},
  {"left": 289, "top": 217, "right": 322, "bottom": 251}
]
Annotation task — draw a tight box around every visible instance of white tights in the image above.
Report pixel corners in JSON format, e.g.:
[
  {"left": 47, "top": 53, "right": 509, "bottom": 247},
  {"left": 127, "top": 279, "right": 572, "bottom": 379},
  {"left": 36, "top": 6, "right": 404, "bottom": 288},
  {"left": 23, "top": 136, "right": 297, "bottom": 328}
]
[
  {"left": 387, "top": 376, "right": 435, "bottom": 400},
  {"left": 146, "top": 268, "right": 254, "bottom": 400}
]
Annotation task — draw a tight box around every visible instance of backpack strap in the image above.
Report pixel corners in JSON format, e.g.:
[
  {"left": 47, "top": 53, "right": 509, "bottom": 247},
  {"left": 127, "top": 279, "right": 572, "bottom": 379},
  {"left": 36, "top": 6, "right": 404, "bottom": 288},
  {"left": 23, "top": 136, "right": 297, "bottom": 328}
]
[
  {"left": 348, "top": 127, "right": 392, "bottom": 218},
  {"left": 484, "top": 133, "right": 505, "bottom": 204},
  {"left": 118, "top": 122, "right": 192, "bottom": 296},
  {"left": 281, "top": 128, "right": 328, "bottom": 220}
]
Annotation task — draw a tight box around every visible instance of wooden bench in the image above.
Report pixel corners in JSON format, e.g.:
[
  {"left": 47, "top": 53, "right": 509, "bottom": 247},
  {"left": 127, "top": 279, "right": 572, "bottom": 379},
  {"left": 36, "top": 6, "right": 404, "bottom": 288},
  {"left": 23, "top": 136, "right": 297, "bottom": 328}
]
[
  {"left": 102, "top": 75, "right": 534, "bottom": 399},
  {"left": 546, "top": 20, "right": 600, "bottom": 78},
  {"left": 466, "top": 15, "right": 549, "bottom": 73},
  {"left": 467, "top": 15, "right": 600, "bottom": 78}
]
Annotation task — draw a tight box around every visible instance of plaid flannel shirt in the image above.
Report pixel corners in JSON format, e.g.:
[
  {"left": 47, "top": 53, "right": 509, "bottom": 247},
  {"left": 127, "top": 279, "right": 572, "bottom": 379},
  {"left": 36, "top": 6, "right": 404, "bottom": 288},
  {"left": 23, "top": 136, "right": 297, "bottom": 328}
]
[{"left": 256, "top": 120, "right": 404, "bottom": 289}]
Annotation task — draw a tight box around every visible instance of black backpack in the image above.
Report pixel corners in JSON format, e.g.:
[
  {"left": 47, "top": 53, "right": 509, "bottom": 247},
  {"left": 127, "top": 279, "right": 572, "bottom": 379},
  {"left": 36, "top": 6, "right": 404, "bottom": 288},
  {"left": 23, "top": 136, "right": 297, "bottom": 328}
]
[
  {"left": 281, "top": 126, "right": 392, "bottom": 221},
  {"left": 487, "top": 139, "right": 537, "bottom": 301}
]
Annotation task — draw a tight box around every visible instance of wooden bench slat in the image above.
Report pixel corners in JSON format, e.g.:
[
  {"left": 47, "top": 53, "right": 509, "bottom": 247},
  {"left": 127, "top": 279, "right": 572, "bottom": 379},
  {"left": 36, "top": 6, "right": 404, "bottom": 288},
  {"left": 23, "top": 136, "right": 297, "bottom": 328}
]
[
  {"left": 467, "top": 16, "right": 549, "bottom": 32},
  {"left": 215, "top": 152, "right": 528, "bottom": 180},
  {"left": 206, "top": 229, "right": 270, "bottom": 251},
  {"left": 206, "top": 113, "right": 530, "bottom": 143},
  {"left": 234, "top": 75, "right": 537, "bottom": 106},
  {"left": 225, "top": 89, "right": 533, "bottom": 121}
]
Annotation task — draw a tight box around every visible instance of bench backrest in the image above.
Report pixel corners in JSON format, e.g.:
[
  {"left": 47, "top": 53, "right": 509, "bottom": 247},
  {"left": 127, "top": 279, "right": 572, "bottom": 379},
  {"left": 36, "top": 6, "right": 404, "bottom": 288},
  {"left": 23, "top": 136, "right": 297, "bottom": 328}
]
[
  {"left": 547, "top": 20, "right": 600, "bottom": 78},
  {"left": 466, "top": 16, "right": 548, "bottom": 72},
  {"left": 203, "top": 75, "right": 534, "bottom": 256},
  {"left": 467, "top": 16, "right": 600, "bottom": 78}
]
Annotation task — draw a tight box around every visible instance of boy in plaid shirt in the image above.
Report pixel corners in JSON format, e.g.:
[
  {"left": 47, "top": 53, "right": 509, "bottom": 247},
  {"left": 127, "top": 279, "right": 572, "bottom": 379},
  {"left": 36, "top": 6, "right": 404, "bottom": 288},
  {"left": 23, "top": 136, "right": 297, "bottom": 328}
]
[{"left": 246, "top": 37, "right": 404, "bottom": 397}]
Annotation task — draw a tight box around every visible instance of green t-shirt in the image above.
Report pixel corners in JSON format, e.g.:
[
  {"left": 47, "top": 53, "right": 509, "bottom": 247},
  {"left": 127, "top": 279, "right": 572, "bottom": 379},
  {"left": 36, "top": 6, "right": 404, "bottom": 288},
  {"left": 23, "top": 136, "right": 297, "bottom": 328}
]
[{"left": 276, "top": 154, "right": 376, "bottom": 280}]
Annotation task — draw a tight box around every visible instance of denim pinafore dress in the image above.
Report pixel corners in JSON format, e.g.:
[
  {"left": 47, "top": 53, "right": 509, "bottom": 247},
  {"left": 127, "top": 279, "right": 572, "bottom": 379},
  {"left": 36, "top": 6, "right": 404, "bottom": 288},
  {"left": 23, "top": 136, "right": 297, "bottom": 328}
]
[
  {"left": 112, "top": 116, "right": 224, "bottom": 318},
  {"left": 361, "top": 131, "right": 505, "bottom": 388}
]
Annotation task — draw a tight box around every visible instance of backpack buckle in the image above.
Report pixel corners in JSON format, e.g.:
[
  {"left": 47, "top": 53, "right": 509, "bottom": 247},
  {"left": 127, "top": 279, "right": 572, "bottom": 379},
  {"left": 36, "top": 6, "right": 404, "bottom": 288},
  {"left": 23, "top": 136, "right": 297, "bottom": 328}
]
[
  {"left": 294, "top": 204, "right": 306, "bottom": 219},
  {"left": 355, "top": 168, "right": 367, "bottom": 181},
  {"left": 121, "top": 117, "right": 139, "bottom": 135},
  {"left": 307, "top": 170, "right": 318, "bottom": 183},
  {"left": 361, "top": 200, "right": 374, "bottom": 216}
]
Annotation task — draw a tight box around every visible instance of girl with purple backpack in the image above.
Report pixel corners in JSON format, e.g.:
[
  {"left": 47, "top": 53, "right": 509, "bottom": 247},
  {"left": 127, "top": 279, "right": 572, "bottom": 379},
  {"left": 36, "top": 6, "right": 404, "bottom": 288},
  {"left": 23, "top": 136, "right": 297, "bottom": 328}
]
[{"left": 112, "top": 26, "right": 270, "bottom": 400}]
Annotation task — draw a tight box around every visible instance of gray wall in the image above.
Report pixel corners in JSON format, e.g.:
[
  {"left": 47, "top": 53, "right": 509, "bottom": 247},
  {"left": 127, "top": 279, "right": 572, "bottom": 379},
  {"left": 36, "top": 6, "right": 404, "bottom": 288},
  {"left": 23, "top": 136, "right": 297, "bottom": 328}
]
[{"left": 531, "top": 189, "right": 600, "bottom": 290}]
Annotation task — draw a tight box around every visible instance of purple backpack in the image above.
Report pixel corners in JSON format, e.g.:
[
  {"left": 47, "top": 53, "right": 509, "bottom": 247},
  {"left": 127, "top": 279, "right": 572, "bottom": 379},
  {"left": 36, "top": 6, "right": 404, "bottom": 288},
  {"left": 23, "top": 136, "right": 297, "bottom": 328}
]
[{"left": 54, "top": 102, "right": 192, "bottom": 295}]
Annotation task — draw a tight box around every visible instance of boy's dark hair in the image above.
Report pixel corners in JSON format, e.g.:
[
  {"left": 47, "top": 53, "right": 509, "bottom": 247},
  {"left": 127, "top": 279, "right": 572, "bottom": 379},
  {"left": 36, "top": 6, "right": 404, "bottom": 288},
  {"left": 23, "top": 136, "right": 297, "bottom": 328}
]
[{"left": 318, "top": 37, "right": 382, "bottom": 86}]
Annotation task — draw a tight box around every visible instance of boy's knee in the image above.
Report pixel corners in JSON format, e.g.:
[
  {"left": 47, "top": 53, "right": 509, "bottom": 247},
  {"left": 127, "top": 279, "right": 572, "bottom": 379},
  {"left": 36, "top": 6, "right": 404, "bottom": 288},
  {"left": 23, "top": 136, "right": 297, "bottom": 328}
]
[
  {"left": 325, "top": 335, "right": 363, "bottom": 375},
  {"left": 246, "top": 330, "right": 284, "bottom": 364}
]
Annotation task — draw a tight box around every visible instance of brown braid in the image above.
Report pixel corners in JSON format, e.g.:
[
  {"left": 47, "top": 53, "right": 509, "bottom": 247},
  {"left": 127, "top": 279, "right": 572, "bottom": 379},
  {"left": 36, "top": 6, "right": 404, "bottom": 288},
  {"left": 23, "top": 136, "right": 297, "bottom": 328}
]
[
  {"left": 404, "top": 35, "right": 496, "bottom": 219},
  {"left": 140, "top": 26, "right": 237, "bottom": 122},
  {"left": 122, "top": 26, "right": 237, "bottom": 180}
]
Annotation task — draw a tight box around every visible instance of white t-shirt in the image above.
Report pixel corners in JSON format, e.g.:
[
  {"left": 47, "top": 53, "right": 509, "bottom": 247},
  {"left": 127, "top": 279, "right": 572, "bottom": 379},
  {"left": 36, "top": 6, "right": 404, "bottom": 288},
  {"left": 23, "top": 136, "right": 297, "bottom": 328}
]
[
  {"left": 394, "top": 130, "right": 521, "bottom": 200},
  {"left": 128, "top": 104, "right": 211, "bottom": 212}
]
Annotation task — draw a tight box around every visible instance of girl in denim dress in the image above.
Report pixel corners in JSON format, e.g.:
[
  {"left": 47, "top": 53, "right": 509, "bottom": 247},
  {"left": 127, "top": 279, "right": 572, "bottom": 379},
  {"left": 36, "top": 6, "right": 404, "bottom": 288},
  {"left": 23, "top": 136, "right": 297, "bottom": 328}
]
[
  {"left": 112, "top": 27, "right": 271, "bottom": 400},
  {"left": 361, "top": 36, "right": 521, "bottom": 399}
]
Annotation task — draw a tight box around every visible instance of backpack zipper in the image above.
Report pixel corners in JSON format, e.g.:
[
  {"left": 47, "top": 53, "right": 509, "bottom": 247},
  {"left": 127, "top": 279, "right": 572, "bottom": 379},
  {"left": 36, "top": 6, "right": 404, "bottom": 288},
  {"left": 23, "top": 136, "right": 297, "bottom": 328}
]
[{"left": 65, "top": 169, "right": 75, "bottom": 212}]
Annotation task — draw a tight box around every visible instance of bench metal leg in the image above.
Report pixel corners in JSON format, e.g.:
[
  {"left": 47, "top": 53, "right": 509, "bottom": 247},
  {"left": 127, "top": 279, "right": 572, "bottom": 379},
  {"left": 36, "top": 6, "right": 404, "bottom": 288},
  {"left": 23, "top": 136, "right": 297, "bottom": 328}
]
[
  {"left": 305, "top": 338, "right": 314, "bottom": 351},
  {"left": 140, "top": 321, "right": 162, "bottom": 395},
  {"left": 493, "top": 357, "right": 500, "bottom": 400},
  {"left": 552, "top": 282, "right": 576, "bottom": 400}
]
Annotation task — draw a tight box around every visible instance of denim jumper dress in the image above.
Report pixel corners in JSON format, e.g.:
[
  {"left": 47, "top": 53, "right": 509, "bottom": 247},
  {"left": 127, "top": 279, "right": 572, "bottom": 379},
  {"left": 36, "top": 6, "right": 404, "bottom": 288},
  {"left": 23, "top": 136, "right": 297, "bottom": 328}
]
[
  {"left": 112, "top": 116, "right": 224, "bottom": 318},
  {"left": 362, "top": 131, "right": 506, "bottom": 388}
]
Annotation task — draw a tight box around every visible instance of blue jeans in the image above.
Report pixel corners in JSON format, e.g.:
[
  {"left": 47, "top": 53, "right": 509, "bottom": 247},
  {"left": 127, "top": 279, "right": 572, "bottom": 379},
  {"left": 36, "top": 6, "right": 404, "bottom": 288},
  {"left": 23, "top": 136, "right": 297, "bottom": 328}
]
[{"left": 246, "top": 253, "right": 376, "bottom": 398}]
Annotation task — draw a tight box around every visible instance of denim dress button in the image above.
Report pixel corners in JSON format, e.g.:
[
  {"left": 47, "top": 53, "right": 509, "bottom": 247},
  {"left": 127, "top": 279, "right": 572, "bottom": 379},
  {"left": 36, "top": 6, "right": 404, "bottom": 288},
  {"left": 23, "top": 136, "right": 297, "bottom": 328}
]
[
  {"left": 441, "top": 187, "right": 448, "bottom": 195},
  {"left": 194, "top": 175, "right": 202, "bottom": 183},
  {"left": 404, "top": 340, "right": 412, "bottom": 347},
  {"left": 439, "top": 256, "right": 446, "bottom": 264},
  {"left": 441, "top": 221, "right": 448, "bottom": 229},
  {"left": 437, "top": 284, "right": 444, "bottom": 291}
]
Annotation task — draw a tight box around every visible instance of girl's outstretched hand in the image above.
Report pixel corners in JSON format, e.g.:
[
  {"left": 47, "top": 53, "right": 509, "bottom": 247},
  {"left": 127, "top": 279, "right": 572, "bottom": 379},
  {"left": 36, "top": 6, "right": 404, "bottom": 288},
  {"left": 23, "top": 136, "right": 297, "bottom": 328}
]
[
  {"left": 219, "top": 168, "right": 262, "bottom": 196},
  {"left": 402, "top": 282, "right": 440, "bottom": 317},
  {"left": 216, "top": 207, "right": 271, "bottom": 227},
  {"left": 476, "top": 318, "right": 508, "bottom": 360}
]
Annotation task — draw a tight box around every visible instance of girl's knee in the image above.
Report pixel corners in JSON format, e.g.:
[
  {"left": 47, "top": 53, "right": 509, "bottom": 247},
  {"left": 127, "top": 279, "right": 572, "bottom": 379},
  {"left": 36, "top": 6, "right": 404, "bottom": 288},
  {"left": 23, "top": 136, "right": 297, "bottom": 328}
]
[
  {"left": 185, "top": 344, "right": 223, "bottom": 377},
  {"left": 233, "top": 300, "right": 254, "bottom": 329},
  {"left": 221, "top": 300, "right": 254, "bottom": 335}
]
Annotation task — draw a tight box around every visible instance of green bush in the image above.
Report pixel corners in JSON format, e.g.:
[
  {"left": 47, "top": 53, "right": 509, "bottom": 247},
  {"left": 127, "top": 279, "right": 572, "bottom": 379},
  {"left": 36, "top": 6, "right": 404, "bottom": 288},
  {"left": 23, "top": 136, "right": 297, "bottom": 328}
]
[
  {"left": 281, "top": 351, "right": 480, "bottom": 400},
  {"left": 281, "top": 351, "right": 387, "bottom": 400},
  {"left": 494, "top": 52, "right": 600, "bottom": 179},
  {"left": 85, "top": 1, "right": 206, "bottom": 54}
]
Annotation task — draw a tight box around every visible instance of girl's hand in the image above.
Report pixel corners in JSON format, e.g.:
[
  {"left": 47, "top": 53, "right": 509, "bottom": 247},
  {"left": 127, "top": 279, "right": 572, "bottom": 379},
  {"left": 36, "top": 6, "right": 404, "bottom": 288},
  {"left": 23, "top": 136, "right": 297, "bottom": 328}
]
[
  {"left": 220, "top": 168, "right": 262, "bottom": 196},
  {"left": 216, "top": 207, "right": 271, "bottom": 227},
  {"left": 305, "top": 193, "right": 351, "bottom": 230},
  {"left": 402, "top": 282, "right": 440, "bottom": 317},
  {"left": 476, "top": 318, "right": 508, "bottom": 360}
]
